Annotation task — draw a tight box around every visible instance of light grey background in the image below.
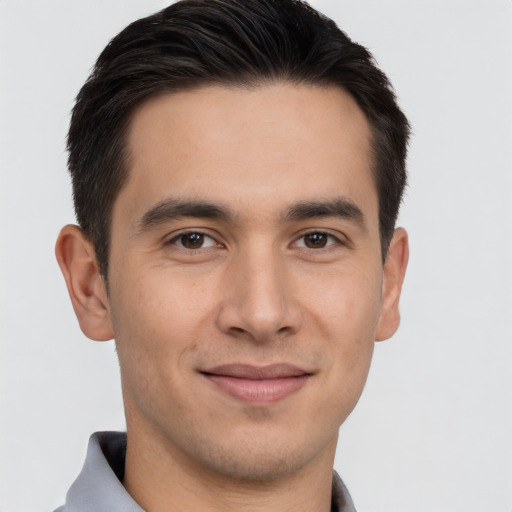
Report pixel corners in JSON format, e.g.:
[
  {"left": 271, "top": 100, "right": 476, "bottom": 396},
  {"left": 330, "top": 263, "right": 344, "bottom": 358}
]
[{"left": 1, "top": 1, "right": 511, "bottom": 511}]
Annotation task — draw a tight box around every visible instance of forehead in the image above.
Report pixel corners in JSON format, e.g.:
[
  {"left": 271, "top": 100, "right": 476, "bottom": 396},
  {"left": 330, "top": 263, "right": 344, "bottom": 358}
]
[{"left": 118, "top": 83, "right": 376, "bottom": 226}]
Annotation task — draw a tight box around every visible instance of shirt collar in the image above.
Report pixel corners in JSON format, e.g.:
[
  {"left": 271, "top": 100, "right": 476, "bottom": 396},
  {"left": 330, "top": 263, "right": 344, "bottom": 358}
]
[
  {"left": 61, "top": 431, "right": 356, "bottom": 512},
  {"left": 62, "top": 432, "right": 143, "bottom": 512}
]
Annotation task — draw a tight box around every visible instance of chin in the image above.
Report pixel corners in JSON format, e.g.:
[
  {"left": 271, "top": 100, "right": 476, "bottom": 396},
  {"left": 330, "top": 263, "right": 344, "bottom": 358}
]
[
  {"left": 202, "top": 447, "right": 308, "bottom": 482},
  {"left": 187, "top": 427, "right": 334, "bottom": 482}
]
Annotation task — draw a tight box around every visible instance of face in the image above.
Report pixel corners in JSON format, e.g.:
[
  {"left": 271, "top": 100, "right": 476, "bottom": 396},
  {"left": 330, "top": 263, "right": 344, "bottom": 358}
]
[{"left": 66, "top": 84, "right": 407, "bottom": 481}]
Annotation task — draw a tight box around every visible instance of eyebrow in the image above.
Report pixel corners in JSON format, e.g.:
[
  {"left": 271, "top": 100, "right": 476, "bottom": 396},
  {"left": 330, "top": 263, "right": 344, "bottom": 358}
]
[
  {"left": 282, "top": 198, "right": 366, "bottom": 229},
  {"left": 136, "top": 198, "right": 235, "bottom": 231},
  {"left": 135, "top": 196, "right": 366, "bottom": 233}
]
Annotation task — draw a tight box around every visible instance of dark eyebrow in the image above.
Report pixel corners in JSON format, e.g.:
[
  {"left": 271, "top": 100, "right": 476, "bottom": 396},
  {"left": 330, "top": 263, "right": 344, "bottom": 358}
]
[
  {"left": 283, "top": 198, "right": 366, "bottom": 229},
  {"left": 136, "top": 198, "right": 234, "bottom": 231}
]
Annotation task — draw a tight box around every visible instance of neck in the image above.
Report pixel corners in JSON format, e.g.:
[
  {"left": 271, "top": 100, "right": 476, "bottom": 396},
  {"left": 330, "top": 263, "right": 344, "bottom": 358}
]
[{"left": 123, "top": 423, "right": 337, "bottom": 512}]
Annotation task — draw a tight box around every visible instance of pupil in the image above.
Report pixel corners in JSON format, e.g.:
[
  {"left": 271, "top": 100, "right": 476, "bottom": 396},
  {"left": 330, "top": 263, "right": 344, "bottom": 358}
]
[
  {"left": 183, "top": 233, "right": 203, "bottom": 249},
  {"left": 305, "top": 233, "right": 327, "bottom": 248}
]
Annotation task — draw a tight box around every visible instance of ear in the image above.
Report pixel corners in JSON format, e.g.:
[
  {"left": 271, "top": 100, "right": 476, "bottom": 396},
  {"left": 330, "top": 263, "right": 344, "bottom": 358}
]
[
  {"left": 375, "top": 227, "right": 409, "bottom": 341},
  {"left": 55, "top": 225, "right": 114, "bottom": 341}
]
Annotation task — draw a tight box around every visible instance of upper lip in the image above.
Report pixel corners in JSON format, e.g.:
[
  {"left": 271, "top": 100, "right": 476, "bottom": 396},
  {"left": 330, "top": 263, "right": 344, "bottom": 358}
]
[{"left": 201, "top": 363, "right": 310, "bottom": 380}]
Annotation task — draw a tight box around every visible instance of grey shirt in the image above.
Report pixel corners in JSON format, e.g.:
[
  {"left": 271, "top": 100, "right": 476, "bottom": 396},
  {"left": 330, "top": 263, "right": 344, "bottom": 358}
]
[{"left": 55, "top": 432, "right": 356, "bottom": 512}]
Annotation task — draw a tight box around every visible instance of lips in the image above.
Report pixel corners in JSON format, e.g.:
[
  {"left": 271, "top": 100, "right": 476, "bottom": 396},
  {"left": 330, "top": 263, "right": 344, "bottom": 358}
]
[{"left": 200, "top": 363, "right": 311, "bottom": 404}]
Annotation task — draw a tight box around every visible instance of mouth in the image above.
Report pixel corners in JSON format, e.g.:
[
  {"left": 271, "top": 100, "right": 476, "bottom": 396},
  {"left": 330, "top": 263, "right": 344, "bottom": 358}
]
[{"left": 200, "top": 363, "right": 312, "bottom": 404}]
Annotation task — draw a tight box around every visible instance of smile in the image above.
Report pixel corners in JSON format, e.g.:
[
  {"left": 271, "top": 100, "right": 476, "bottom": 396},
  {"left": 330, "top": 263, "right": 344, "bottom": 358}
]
[{"left": 201, "top": 363, "right": 311, "bottom": 404}]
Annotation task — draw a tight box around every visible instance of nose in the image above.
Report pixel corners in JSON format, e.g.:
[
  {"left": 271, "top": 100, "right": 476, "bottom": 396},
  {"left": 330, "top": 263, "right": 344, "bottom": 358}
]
[{"left": 215, "top": 246, "right": 302, "bottom": 344}]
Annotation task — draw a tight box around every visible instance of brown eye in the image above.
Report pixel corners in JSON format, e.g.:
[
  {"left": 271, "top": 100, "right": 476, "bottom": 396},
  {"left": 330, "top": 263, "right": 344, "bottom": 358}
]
[
  {"left": 170, "top": 232, "right": 217, "bottom": 250},
  {"left": 303, "top": 232, "right": 329, "bottom": 248},
  {"left": 181, "top": 233, "right": 204, "bottom": 249}
]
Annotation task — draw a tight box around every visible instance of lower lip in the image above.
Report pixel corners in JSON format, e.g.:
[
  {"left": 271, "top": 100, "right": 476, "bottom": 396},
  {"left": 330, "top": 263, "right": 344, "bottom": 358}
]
[{"left": 203, "top": 374, "right": 309, "bottom": 404}]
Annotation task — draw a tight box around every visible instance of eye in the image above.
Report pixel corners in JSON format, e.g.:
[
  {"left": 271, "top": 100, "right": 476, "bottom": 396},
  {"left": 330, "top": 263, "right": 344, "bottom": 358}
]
[
  {"left": 169, "top": 232, "right": 218, "bottom": 250},
  {"left": 295, "top": 232, "right": 339, "bottom": 249}
]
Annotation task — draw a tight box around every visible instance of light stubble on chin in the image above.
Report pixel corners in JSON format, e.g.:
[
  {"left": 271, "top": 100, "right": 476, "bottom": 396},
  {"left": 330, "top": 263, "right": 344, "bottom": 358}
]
[{"left": 179, "top": 426, "right": 338, "bottom": 483}]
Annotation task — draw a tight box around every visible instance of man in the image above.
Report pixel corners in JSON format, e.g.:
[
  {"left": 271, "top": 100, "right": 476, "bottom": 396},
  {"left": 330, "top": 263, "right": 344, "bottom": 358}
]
[{"left": 54, "top": 0, "right": 409, "bottom": 510}]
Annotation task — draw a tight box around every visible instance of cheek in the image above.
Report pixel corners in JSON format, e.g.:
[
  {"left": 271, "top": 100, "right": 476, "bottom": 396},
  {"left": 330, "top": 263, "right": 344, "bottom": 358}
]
[
  {"left": 108, "top": 270, "right": 215, "bottom": 379},
  {"left": 302, "top": 263, "right": 381, "bottom": 405},
  {"left": 108, "top": 271, "right": 216, "bottom": 419},
  {"left": 303, "top": 262, "right": 383, "bottom": 342}
]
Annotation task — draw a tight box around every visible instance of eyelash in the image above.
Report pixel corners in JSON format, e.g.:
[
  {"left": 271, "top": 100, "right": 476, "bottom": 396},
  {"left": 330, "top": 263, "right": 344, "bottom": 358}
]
[
  {"left": 293, "top": 230, "right": 343, "bottom": 250},
  {"left": 166, "top": 230, "right": 344, "bottom": 252},
  {"left": 167, "top": 231, "right": 220, "bottom": 251}
]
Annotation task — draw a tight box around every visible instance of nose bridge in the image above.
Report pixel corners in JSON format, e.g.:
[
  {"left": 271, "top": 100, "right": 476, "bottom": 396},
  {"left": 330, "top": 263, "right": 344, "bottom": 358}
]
[
  {"left": 245, "top": 244, "right": 284, "bottom": 316},
  {"left": 216, "top": 240, "right": 299, "bottom": 342}
]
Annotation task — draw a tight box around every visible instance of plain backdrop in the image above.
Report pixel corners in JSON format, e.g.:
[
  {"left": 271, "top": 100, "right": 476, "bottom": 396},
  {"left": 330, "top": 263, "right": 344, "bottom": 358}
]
[{"left": 0, "top": 1, "right": 511, "bottom": 511}]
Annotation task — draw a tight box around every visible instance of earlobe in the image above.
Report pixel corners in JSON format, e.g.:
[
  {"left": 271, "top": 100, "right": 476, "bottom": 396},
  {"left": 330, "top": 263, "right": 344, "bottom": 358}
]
[
  {"left": 55, "top": 225, "right": 114, "bottom": 341},
  {"left": 375, "top": 227, "right": 409, "bottom": 342}
]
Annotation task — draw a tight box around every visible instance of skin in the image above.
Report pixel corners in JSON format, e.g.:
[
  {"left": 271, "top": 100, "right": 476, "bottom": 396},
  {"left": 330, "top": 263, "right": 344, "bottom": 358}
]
[{"left": 56, "top": 83, "right": 408, "bottom": 512}]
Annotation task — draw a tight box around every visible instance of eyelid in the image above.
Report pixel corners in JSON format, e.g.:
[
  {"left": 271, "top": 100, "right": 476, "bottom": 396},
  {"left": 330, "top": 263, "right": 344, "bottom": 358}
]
[
  {"left": 291, "top": 229, "right": 347, "bottom": 249},
  {"left": 166, "top": 229, "right": 224, "bottom": 249}
]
